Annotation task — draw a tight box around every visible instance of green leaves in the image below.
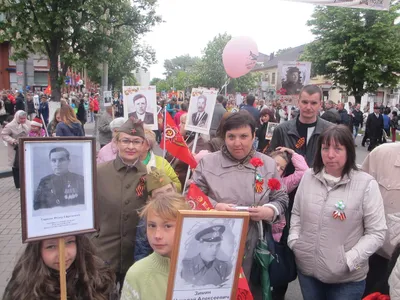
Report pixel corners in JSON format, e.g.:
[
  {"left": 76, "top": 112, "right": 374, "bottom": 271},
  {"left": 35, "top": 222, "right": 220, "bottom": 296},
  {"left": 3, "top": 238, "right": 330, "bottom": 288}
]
[{"left": 302, "top": 3, "right": 400, "bottom": 102}]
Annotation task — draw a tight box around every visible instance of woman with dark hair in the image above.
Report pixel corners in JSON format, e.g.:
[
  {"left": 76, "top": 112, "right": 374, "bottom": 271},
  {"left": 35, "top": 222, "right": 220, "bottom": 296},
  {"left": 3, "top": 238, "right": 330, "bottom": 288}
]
[
  {"left": 288, "top": 125, "right": 387, "bottom": 300},
  {"left": 256, "top": 108, "right": 276, "bottom": 153},
  {"left": 192, "top": 110, "right": 288, "bottom": 295},
  {"left": 2, "top": 235, "right": 117, "bottom": 300}
]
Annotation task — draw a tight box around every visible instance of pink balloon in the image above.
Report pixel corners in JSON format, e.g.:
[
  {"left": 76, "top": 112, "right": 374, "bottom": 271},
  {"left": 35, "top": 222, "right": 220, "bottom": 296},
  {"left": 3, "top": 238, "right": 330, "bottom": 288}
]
[{"left": 222, "top": 36, "right": 259, "bottom": 79}]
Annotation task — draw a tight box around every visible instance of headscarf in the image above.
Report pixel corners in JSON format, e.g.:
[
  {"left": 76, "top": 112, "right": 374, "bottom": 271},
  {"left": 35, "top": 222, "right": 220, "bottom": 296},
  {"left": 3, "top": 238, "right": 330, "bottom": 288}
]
[{"left": 11, "top": 110, "right": 30, "bottom": 131}]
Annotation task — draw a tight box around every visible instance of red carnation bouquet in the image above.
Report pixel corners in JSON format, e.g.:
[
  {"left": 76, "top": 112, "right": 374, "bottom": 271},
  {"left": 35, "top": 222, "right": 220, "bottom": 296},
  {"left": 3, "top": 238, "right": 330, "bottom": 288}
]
[{"left": 249, "top": 157, "right": 281, "bottom": 206}]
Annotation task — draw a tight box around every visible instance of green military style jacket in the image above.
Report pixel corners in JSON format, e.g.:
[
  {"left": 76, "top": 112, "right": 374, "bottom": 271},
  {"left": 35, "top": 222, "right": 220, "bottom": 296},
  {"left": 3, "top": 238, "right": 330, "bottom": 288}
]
[
  {"left": 34, "top": 172, "right": 85, "bottom": 210},
  {"left": 181, "top": 253, "right": 232, "bottom": 286}
]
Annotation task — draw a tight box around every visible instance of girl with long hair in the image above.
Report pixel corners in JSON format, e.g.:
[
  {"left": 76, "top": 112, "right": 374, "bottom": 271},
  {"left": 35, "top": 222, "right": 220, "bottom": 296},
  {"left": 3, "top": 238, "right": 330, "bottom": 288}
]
[
  {"left": 2, "top": 235, "right": 117, "bottom": 300},
  {"left": 47, "top": 108, "right": 61, "bottom": 137},
  {"left": 56, "top": 104, "right": 84, "bottom": 136}
]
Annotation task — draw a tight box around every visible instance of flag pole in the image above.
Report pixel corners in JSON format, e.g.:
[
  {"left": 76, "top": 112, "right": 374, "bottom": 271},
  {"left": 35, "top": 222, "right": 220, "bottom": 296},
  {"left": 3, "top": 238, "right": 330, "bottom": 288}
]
[
  {"left": 182, "top": 132, "right": 199, "bottom": 194},
  {"left": 162, "top": 106, "right": 168, "bottom": 172}
]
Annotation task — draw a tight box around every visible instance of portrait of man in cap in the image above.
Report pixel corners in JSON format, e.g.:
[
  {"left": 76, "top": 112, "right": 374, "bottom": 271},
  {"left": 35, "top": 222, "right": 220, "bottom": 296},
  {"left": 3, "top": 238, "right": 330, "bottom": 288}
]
[
  {"left": 282, "top": 66, "right": 304, "bottom": 95},
  {"left": 181, "top": 225, "right": 233, "bottom": 286},
  {"left": 34, "top": 147, "right": 85, "bottom": 211},
  {"left": 128, "top": 93, "right": 155, "bottom": 125}
]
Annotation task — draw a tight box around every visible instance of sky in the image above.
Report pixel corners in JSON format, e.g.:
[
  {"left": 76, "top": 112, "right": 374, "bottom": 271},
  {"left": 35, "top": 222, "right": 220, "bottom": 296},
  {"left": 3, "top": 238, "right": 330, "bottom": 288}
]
[{"left": 142, "top": 0, "right": 317, "bottom": 79}]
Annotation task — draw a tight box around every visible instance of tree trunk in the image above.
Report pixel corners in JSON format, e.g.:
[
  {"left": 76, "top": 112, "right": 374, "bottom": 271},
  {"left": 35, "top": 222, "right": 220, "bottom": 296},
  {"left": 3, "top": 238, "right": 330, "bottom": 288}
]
[{"left": 49, "top": 51, "right": 61, "bottom": 102}]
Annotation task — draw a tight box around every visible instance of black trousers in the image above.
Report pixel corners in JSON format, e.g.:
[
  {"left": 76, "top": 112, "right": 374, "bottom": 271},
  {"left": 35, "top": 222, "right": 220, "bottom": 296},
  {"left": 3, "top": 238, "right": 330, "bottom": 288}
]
[
  {"left": 363, "top": 253, "right": 389, "bottom": 297},
  {"left": 368, "top": 137, "right": 380, "bottom": 151},
  {"left": 12, "top": 167, "right": 20, "bottom": 188}
]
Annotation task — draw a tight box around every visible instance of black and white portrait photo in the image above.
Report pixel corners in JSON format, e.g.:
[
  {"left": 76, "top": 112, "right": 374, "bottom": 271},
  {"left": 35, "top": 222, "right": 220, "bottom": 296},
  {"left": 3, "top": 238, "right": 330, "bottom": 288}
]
[
  {"left": 166, "top": 211, "right": 249, "bottom": 300},
  {"left": 265, "top": 122, "right": 280, "bottom": 140},
  {"left": 123, "top": 86, "right": 158, "bottom": 130},
  {"left": 185, "top": 88, "right": 217, "bottom": 135},
  {"left": 20, "top": 137, "right": 97, "bottom": 242},
  {"left": 278, "top": 61, "right": 311, "bottom": 96},
  {"left": 104, "top": 91, "right": 112, "bottom": 107},
  {"left": 33, "top": 147, "right": 85, "bottom": 211}
]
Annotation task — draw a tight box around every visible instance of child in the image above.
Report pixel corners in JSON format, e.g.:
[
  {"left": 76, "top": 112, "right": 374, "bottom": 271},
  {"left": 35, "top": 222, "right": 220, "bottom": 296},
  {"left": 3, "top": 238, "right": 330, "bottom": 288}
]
[
  {"left": 3, "top": 235, "right": 117, "bottom": 300},
  {"left": 269, "top": 147, "right": 308, "bottom": 242},
  {"left": 121, "top": 193, "right": 190, "bottom": 300},
  {"left": 29, "top": 117, "right": 46, "bottom": 137}
]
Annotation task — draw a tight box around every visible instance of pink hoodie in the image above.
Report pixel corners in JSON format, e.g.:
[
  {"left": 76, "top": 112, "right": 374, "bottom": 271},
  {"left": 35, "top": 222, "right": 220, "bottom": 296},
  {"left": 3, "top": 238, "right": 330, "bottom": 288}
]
[{"left": 272, "top": 152, "right": 308, "bottom": 241}]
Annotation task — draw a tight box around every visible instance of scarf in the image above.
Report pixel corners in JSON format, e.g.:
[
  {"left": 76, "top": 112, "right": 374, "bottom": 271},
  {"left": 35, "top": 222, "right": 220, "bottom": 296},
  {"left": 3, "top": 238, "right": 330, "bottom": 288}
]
[{"left": 221, "top": 144, "right": 255, "bottom": 165}]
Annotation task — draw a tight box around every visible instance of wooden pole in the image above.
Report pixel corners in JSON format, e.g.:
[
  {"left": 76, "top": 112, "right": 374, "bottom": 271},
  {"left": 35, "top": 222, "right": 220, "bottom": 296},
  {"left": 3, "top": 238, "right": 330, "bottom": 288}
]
[{"left": 58, "top": 238, "right": 67, "bottom": 300}]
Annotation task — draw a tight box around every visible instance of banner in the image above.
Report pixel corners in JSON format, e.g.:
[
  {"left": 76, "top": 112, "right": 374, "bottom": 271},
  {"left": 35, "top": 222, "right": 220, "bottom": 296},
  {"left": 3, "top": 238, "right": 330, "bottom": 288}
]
[{"left": 284, "top": 0, "right": 390, "bottom": 10}]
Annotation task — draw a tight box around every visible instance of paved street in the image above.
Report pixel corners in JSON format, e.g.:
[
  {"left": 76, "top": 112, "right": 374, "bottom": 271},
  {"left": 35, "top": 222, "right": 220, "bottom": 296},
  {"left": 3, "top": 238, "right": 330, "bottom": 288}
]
[{"left": 0, "top": 115, "right": 373, "bottom": 298}]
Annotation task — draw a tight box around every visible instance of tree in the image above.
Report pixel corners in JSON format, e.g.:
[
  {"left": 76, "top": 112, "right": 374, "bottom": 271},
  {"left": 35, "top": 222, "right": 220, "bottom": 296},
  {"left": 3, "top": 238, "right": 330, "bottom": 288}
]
[
  {"left": 302, "top": 4, "right": 400, "bottom": 103},
  {"left": 163, "top": 55, "right": 199, "bottom": 77},
  {"left": 0, "top": 0, "right": 161, "bottom": 101}
]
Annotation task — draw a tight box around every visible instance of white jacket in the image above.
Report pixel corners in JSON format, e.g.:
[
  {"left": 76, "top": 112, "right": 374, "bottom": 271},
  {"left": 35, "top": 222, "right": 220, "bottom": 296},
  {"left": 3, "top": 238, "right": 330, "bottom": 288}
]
[
  {"left": 289, "top": 169, "right": 387, "bottom": 284},
  {"left": 389, "top": 213, "right": 400, "bottom": 299}
]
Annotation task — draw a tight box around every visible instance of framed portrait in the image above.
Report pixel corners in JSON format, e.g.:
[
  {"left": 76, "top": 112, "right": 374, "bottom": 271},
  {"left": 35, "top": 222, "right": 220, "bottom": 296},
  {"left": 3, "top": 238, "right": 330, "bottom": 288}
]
[
  {"left": 166, "top": 210, "right": 249, "bottom": 300},
  {"left": 185, "top": 88, "right": 218, "bottom": 135},
  {"left": 278, "top": 61, "right": 311, "bottom": 96},
  {"left": 19, "top": 137, "right": 97, "bottom": 242},
  {"left": 123, "top": 86, "right": 158, "bottom": 130},
  {"left": 265, "top": 122, "right": 280, "bottom": 140},
  {"left": 104, "top": 91, "right": 112, "bottom": 107}
]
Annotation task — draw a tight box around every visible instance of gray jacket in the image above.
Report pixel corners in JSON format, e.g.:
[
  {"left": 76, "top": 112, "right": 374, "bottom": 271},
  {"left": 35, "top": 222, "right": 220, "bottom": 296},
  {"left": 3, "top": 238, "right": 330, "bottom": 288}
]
[
  {"left": 98, "top": 112, "right": 113, "bottom": 145},
  {"left": 209, "top": 103, "right": 226, "bottom": 137},
  {"left": 192, "top": 150, "right": 289, "bottom": 279},
  {"left": 268, "top": 116, "right": 332, "bottom": 166},
  {"left": 288, "top": 169, "right": 387, "bottom": 284}
]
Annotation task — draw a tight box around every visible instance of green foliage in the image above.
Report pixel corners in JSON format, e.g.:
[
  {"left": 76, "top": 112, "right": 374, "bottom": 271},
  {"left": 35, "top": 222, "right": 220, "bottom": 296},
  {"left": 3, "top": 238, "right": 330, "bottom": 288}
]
[
  {"left": 0, "top": 0, "right": 161, "bottom": 100},
  {"left": 302, "top": 4, "right": 400, "bottom": 102},
  {"left": 163, "top": 55, "right": 200, "bottom": 77}
]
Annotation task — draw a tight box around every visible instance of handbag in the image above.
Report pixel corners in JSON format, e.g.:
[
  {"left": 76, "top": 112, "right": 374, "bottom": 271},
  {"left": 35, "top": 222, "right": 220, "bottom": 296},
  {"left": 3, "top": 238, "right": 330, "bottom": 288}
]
[{"left": 265, "top": 221, "right": 297, "bottom": 287}]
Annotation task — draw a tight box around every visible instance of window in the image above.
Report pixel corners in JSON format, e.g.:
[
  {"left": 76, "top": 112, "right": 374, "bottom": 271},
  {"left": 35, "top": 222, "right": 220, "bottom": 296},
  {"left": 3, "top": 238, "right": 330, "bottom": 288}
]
[{"left": 271, "top": 73, "right": 276, "bottom": 85}]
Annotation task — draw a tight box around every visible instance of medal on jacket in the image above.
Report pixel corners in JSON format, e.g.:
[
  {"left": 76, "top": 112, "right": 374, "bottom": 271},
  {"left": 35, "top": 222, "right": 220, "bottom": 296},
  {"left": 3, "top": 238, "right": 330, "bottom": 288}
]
[
  {"left": 136, "top": 176, "right": 146, "bottom": 197},
  {"left": 332, "top": 200, "right": 346, "bottom": 221}
]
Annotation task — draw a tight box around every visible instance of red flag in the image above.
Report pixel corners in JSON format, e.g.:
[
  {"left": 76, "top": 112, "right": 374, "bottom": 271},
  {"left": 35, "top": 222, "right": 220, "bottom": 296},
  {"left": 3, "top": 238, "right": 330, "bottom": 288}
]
[
  {"left": 160, "top": 112, "right": 197, "bottom": 169},
  {"left": 185, "top": 184, "right": 253, "bottom": 300},
  {"left": 44, "top": 86, "right": 51, "bottom": 95},
  {"left": 186, "top": 183, "right": 213, "bottom": 210}
]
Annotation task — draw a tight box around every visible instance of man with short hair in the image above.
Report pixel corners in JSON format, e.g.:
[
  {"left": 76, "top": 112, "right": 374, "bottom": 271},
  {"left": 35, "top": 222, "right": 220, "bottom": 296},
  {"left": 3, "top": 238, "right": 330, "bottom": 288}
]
[
  {"left": 210, "top": 94, "right": 227, "bottom": 137},
  {"left": 191, "top": 95, "right": 208, "bottom": 127},
  {"left": 34, "top": 147, "right": 85, "bottom": 210},
  {"left": 352, "top": 103, "right": 364, "bottom": 143},
  {"left": 365, "top": 105, "right": 384, "bottom": 151},
  {"left": 240, "top": 94, "right": 260, "bottom": 122},
  {"left": 128, "top": 93, "right": 154, "bottom": 124},
  {"left": 269, "top": 85, "right": 332, "bottom": 167}
]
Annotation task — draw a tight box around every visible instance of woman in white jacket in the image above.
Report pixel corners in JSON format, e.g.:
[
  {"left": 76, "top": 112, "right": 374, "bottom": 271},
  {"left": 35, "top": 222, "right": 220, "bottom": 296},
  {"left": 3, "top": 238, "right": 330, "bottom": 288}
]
[
  {"left": 288, "top": 125, "right": 387, "bottom": 300},
  {"left": 389, "top": 213, "right": 400, "bottom": 300}
]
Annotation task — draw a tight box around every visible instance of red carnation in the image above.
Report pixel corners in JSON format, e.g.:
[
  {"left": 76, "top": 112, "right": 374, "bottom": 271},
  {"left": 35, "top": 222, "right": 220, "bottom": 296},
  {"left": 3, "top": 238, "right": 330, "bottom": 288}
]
[
  {"left": 268, "top": 178, "right": 281, "bottom": 191},
  {"left": 249, "top": 157, "right": 264, "bottom": 168}
]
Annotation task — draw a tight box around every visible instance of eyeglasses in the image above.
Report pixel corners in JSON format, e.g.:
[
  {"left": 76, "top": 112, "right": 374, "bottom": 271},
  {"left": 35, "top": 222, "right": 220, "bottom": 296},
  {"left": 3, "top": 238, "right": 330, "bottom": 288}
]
[{"left": 119, "top": 138, "right": 143, "bottom": 146}]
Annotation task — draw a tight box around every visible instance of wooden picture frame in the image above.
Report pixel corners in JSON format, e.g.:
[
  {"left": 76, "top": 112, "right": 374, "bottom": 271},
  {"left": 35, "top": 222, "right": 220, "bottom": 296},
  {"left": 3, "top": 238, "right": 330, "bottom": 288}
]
[
  {"left": 265, "top": 122, "right": 280, "bottom": 140},
  {"left": 19, "top": 137, "right": 97, "bottom": 243},
  {"left": 166, "top": 210, "right": 249, "bottom": 300}
]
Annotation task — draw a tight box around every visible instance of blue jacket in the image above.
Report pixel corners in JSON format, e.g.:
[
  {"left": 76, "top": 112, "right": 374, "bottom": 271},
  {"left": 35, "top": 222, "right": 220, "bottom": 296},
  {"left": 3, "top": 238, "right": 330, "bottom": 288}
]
[
  {"left": 240, "top": 105, "right": 260, "bottom": 122},
  {"left": 56, "top": 122, "right": 84, "bottom": 137},
  {"left": 383, "top": 114, "right": 390, "bottom": 129},
  {"left": 38, "top": 102, "right": 49, "bottom": 123},
  {"left": 134, "top": 218, "right": 153, "bottom": 262}
]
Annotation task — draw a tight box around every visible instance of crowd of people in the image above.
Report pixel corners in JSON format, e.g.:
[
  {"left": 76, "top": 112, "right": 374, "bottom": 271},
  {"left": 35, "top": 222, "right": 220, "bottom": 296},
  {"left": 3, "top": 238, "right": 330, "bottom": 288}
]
[{"left": 1, "top": 84, "right": 400, "bottom": 300}]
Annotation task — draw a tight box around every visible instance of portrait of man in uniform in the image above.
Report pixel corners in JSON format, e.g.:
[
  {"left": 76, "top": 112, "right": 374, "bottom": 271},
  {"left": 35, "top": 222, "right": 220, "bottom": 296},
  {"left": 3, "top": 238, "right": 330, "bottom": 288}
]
[
  {"left": 128, "top": 93, "right": 155, "bottom": 124},
  {"left": 181, "top": 225, "right": 233, "bottom": 286},
  {"left": 282, "top": 66, "right": 304, "bottom": 95},
  {"left": 33, "top": 147, "right": 85, "bottom": 210},
  {"left": 190, "top": 95, "right": 208, "bottom": 127}
]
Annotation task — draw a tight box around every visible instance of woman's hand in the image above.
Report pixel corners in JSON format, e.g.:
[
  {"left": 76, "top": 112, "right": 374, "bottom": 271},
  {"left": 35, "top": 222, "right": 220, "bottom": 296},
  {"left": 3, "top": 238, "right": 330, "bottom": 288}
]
[
  {"left": 276, "top": 146, "right": 294, "bottom": 155},
  {"left": 248, "top": 206, "right": 275, "bottom": 222},
  {"left": 214, "top": 203, "right": 237, "bottom": 211}
]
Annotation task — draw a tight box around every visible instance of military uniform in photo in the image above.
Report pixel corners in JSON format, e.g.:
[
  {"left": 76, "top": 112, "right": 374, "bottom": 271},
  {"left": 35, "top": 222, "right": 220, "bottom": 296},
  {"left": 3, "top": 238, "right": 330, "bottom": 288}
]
[
  {"left": 34, "top": 172, "right": 85, "bottom": 210},
  {"left": 181, "top": 225, "right": 232, "bottom": 286}
]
